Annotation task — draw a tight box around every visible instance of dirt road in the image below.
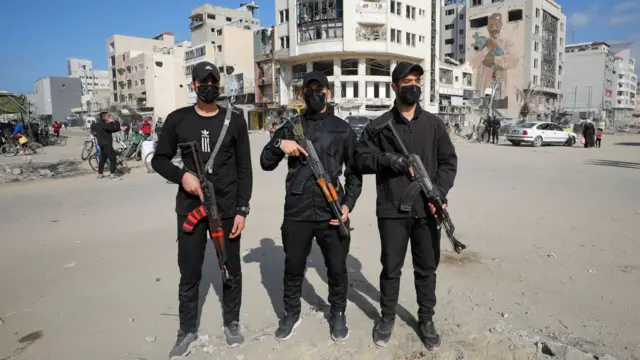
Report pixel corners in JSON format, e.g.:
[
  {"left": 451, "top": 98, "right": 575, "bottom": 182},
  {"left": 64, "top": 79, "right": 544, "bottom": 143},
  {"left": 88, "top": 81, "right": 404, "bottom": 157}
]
[{"left": 0, "top": 133, "right": 638, "bottom": 360}]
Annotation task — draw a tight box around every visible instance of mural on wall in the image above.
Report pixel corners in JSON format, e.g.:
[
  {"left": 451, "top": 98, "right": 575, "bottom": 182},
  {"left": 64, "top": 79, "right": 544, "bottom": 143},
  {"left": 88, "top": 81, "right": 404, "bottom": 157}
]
[{"left": 468, "top": 12, "right": 521, "bottom": 109}]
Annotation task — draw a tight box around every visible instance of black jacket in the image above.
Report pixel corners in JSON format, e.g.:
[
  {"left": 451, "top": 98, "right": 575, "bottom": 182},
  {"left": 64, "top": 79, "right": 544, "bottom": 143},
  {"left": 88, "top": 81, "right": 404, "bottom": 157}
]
[
  {"left": 354, "top": 105, "right": 458, "bottom": 219},
  {"left": 91, "top": 120, "right": 121, "bottom": 145},
  {"left": 260, "top": 111, "right": 363, "bottom": 222},
  {"left": 151, "top": 106, "right": 253, "bottom": 219}
]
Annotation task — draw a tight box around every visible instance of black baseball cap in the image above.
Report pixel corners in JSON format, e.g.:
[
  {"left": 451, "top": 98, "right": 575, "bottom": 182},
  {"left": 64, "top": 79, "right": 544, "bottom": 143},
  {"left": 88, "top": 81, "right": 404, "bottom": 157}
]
[
  {"left": 392, "top": 62, "right": 424, "bottom": 84},
  {"left": 303, "top": 70, "right": 330, "bottom": 89},
  {"left": 192, "top": 61, "right": 221, "bottom": 82}
]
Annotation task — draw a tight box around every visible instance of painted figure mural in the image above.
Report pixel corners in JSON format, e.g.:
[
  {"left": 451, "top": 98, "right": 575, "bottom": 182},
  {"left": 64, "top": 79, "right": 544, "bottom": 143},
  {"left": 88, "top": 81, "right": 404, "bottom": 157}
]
[{"left": 468, "top": 13, "right": 519, "bottom": 109}]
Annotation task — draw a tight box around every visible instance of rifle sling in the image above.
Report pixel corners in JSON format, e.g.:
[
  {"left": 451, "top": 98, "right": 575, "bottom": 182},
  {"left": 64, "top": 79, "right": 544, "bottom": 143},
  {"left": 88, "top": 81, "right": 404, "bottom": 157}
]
[
  {"left": 399, "top": 181, "right": 421, "bottom": 212},
  {"left": 204, "top": 105, "right": 233, "bottom": 174}
]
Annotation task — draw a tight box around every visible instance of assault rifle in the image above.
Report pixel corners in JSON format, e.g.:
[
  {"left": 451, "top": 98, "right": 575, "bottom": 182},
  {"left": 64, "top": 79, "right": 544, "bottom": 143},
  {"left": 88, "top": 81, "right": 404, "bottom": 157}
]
[
  {"left": 379, "top": 120, "right": 467, "bottom": 254},
  {"left": 288, "top": 119, "right": 350, "bottom": 237},
  {"left": 179, "top": 141, "right": 231, "bottom": 283}
]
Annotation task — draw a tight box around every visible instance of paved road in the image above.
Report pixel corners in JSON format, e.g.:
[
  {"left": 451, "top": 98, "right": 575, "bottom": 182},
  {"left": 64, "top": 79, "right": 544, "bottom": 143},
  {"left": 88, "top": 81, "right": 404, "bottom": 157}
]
[{"left": 0, "top": 133, "right": 638, "bottom": 360}]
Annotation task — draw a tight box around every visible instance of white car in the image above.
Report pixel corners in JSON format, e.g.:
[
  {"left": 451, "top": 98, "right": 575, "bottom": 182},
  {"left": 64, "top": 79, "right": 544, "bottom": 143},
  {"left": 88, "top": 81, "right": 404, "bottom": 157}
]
[{"left": 506, "top": 121, "right": 578, "bottom": 147}]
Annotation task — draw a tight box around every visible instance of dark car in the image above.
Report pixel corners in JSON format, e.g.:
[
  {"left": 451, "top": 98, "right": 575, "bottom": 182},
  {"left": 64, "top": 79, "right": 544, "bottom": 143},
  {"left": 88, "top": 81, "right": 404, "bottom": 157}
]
[{"left": 345, "top": 115, "right": 372, "bottom": 139}]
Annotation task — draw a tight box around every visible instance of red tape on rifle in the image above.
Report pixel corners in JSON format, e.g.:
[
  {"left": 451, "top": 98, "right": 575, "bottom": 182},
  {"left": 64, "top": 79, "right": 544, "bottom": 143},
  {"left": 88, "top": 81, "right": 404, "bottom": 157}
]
[{"left": 182, "top": 205, "right": 208, "bottom": 233}]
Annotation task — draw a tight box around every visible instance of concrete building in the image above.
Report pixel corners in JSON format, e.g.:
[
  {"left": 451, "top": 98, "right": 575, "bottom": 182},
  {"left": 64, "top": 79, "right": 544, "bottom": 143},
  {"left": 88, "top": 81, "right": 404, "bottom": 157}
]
[
  {"left": 273, "top": 0, "right": 440, "bottom": 115},
  {"left": 66, "top": 58, "right": 112, "bottom": 113},
  {"left": 106, "top": 32, "right": 190, "bottom": 119},
  {"left": 189, "top": 2, "right": 261, "bottom": 47},
  {"left": 438, "top": 57, "right": 474, "bottom": 124},
  {"left": 562, "top": 42, "right": 616, "bottom": 123},
  {"left": 184, "top": 43, "right": 217, "bottom": 104},
  {"left": 610, "top": 44, "right": 637, "bottom": 125},
  {"left": 441, "top": 0, "right": 467, "bottom": 64},
  {"left": 33, "top": 77, "right": 82, "bottom": 122},
  {"left": 252, "top": 26, "right": 279, "bottom": 129},
  {"left": 466, "top": 0, "right": 566, "bottom": 120}
]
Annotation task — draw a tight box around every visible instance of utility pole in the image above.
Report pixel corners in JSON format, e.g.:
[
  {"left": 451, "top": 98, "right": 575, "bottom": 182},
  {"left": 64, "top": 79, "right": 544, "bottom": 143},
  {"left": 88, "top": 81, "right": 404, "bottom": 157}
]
[{"left": 572, "top": 86, "right": 578, "bottom": 122}]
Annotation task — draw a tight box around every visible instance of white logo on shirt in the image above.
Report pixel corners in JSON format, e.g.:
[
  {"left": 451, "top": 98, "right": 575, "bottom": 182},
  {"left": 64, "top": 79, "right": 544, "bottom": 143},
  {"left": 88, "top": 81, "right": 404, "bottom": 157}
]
[{"left": 201, "top": 130, "right": 210, "bottom": 152}]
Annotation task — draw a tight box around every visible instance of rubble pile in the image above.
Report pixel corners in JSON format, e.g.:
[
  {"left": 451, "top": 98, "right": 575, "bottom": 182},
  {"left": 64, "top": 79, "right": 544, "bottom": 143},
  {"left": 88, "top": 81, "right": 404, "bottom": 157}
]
[{"left": 0, "top": 160, "right": 90, "bottom": 183}]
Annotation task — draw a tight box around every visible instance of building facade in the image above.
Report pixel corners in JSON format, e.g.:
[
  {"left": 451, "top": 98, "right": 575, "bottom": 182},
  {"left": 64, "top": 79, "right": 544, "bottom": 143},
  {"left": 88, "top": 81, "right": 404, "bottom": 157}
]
[
  {"left": 106, "top": 33, "right": 189, "bottom": 119},
  {"left": 441, "top": 0, "right": 467, "bottom": 64},
  {"left": 189, "top": 2, "right": 261, "bottom": 47},
  {"left": 66, "top": 58, "right": 112, "bottom": 113},
  {"left": 33, "top": 77, "right": 82, "bottom": 122},
  {"left": 610, "top": 45, "right": 637, "bottom": 126},
  {"left": 438, "top": 58, "right": 474, "bottom": 124},
  {"left": 252, "top": 26, "right": 279, "bottom": 129},
  {"left": 273, "top": 0, "right": 440, "bottom": 115},
  {"left": 562, "top": 42, "right": 616, "bottom": 123},
  {"left": 184, "top": 43, "right": 217, "bottom": 104},
  {"left": 466, "top": 0, "right": 566, "bottom": 120}
]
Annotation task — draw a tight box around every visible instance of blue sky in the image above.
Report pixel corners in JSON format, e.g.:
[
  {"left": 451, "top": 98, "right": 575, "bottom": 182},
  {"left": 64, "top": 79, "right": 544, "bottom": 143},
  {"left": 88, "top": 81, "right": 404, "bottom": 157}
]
[{"left": 0, "top": 0, "right": 638, "bottom": 95}]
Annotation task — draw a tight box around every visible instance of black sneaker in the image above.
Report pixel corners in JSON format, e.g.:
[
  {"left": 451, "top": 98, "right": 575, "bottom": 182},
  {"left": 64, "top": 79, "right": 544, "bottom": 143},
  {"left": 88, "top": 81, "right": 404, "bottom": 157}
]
[
  {"left": 224, "top": 321, "right": 244, "bottom": 347},
  {"left": 373, "top": 316, "right": 395, "bottom": 347},
  {"left": 329, "top": 312, "right": 349, "bottom": 341},
  {"left": 169, "top": 330, "right": 198, "bottom": 359},
  {"left": 274, "top": 313, "right": 301, "bottom": 341},
  {"left": 419, "top": 320, "right": 441, "bottom": 351}
]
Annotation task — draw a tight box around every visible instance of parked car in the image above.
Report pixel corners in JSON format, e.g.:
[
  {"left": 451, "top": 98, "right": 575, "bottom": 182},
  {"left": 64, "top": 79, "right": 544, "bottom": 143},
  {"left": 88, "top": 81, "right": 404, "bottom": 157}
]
[
  {"left": 345, "top": 115, "right": 372, "bottom": 139},
  {"left": 506, "top": 121, "right": 578, "bottom": 147}
]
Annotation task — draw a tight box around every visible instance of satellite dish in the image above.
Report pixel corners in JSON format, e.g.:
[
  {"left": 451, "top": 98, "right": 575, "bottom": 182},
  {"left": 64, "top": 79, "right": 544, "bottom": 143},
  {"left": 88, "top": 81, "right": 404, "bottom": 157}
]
[{"left": 226, "top": 66, "right": 235, "bottom": 75}]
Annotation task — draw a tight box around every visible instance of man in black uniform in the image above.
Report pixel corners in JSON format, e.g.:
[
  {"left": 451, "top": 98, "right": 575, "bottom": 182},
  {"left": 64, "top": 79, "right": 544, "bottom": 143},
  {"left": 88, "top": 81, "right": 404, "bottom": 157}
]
[
  {"left": 91, "top": 112, "right": 122, "bottom": 180},
  {"left": 151, "top": 61, "right": 253, "bottom": 358},
  {"left": 260, "top": 71, "right": 363, "bottom": 342},
  {"left": 353, "top": 62, "right": 458, "bottom": 350},
  {"left": 491, "top": 116, "right": 500, "bottom": 144}
]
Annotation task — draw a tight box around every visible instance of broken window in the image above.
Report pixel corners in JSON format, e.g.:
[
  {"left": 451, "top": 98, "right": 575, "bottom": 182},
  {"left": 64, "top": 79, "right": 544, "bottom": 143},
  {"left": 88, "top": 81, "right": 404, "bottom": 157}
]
[
  {"left": 341, "top": 59, "right": 358, "bottom": 75},
  {"left": 297, "top": 0, "right": 344, "bottom": 43},
  {"left": 365, "top": 59, "right": 391, "bottom": 76},
  {"left": 312, "top": 60, "right": 334, "bottom": 76}
]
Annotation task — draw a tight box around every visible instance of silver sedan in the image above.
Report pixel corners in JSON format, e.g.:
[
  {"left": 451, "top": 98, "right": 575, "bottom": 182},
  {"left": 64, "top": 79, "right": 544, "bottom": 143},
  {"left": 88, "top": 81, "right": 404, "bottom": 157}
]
[{"left": 506, "top": 121, "right": 578, "bottom": 147}]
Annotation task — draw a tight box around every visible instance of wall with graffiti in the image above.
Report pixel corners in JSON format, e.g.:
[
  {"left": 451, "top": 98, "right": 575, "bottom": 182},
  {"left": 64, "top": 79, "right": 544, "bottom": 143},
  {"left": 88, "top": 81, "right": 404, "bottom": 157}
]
[{"left": 466, "top": 6, "right": 526, "bottom": 117}]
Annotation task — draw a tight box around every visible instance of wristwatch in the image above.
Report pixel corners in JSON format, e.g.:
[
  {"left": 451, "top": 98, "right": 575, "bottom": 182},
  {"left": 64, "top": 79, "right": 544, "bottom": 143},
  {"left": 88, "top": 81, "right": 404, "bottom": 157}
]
[
  {"left": 237, "top": 206, "right": 250, "bottom": 217},
  {"left": 273, "top": 139, "right": 281, "bottom": 148}
]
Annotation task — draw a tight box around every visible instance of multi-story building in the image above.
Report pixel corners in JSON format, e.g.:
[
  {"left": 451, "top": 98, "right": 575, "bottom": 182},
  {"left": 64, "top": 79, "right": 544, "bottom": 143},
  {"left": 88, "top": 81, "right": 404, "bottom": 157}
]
[
  {"left": 66, "top": 58, "right": 112, "bottom": 113},
  {"left": 189, "top": 2, "right": 261, "bottom": 47},
  {"left": 274, "top": 0, "right": 440, "bottom": 114},
  {"left": 610, "top": 44, "right": 637, "bottom": 125},
  {"left": 635, "top": 81, "right": 640, "bottom": 117},
  {"left": 466, "top": 0, "right": 566, "bottom": 120},
  {"left": 33, "top": 77, "right": 82, "bottom": 122},
  {"left": 184, "top": 43, "right": 217, "bottom": 104},
  {"left": 253, "top": 26, "right": 279, "bottom": 129},
  {"left": 441, "top": 0, "right": 467, "bottom": 64},
  {"left": 106, "top": 32, "right": 189, "bottom": 119},
  {"left": 562, "top": 42, "right": 616, "bottom": 123},
  {"left": 438, "top": 58, "right": 474, "bottom": 124}
]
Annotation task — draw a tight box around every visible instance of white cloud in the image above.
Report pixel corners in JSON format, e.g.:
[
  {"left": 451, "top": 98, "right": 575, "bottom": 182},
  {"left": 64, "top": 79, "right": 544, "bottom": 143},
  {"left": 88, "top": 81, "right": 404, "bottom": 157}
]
[
  {"left": 609, "top": 12, "right": 640, "bottom": 26},
  {"left": 569, "top": 12, "right": 590, "bottom": 28},
  {"left": 612, "top": 1, "right": 640, "bottom": 13}
]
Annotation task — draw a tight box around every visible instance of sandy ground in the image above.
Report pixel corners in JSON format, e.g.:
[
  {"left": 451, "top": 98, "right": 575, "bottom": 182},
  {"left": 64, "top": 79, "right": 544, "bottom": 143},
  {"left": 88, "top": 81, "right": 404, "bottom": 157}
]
[
  {"left": 0, "top": 128, "right": 90, "bottom": 167},
  {"left": 0, "top": 132, "right": 639, "bottom": 360}
]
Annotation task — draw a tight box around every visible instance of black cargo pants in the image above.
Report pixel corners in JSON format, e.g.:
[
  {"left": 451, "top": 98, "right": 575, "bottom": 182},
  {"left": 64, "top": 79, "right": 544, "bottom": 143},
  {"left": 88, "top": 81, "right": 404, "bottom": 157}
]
[
  {"left": 378, "top": 217, "right": 441, "bottom": 322},
  {"left": 176, "top": 215, "right": 242, "bottom": 332},
  {"left": 281, "top": 219, "right": 350, "bottom": 316}
]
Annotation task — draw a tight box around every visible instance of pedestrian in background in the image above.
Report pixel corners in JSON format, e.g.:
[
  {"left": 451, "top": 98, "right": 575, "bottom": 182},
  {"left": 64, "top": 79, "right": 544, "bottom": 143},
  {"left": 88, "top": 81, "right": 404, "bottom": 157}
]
[{"left": 91, "top": 112, "right": 122, "bottom": 180}]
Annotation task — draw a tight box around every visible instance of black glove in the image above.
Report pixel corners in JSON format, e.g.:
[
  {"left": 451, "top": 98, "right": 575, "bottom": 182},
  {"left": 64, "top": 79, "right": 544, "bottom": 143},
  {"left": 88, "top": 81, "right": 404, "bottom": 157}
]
[{"left": 382, "top": 153, "right": 410, "bottom": 174}]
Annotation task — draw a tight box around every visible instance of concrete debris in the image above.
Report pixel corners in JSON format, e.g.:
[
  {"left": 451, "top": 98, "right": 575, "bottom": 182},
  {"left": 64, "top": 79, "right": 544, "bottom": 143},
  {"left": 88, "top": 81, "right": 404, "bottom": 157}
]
[
  {"left": 547, "top": 253, "right": 557, "bottom": 258},
  {"left": 588, "top": 269, "right": 596, "bottom": 273},
  {"left": 145, "top": 336, "right": 156, "bottom": 343},
  {"left": 202, "top": 345, "right": 214, "bottom": 353},
  {"left": 11, "top": 167, "right": 22, "bottom": 175},
  {"left": 0, "top": 160, "right": 90, "bottom": 184}
]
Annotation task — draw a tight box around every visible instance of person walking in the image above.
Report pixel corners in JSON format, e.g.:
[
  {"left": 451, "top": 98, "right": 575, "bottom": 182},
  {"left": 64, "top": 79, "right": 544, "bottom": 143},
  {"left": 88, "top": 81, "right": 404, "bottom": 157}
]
[
  {"left": 91, "top": 112, "right": 122, "bottom": 180},
  {"left": 491, "top": 116, "right": 500, "bottom": 144},
  {"left": 353, "top": 62, "right": 458, "bottom": 350},
  {"left": 151, "top": 61, "right": 253, "bottom": 358},
  {"left": 596, "top": 127, "right": 603, "bottom": 148},
  {"left": 260, "top": 70, "right": 363, "bottom": 342}
]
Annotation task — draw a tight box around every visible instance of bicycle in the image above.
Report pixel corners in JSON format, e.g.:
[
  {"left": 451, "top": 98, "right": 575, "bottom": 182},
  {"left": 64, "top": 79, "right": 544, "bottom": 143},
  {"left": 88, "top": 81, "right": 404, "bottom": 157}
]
[
  {"left": 1, "top": 138, "right": 43, "bottom": 157},
  {"left": 88, "top": 143, "right": 128, "bottom": 173},
  {"left": 81, "top": 135, "right": 96, "bottom": 160}
]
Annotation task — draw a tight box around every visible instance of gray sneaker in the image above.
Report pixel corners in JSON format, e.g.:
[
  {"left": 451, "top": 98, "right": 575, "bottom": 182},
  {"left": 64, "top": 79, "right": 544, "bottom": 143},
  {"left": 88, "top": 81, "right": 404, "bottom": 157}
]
[
  {"left": 224, "top": 321, "right": 244, "bottom": 347},
  {"left": 97, "top": 174, "right": 106, "bottom": 180},
  {"left": 169, "top": 330, "right": 198, "bottom": 359},
  {"left": 109, "top": 174, "right": 123, "bottom": 180}
]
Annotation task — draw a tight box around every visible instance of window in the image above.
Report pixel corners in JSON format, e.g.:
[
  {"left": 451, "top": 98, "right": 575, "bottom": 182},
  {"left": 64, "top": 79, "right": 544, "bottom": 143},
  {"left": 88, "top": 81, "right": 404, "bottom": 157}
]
[
  {"left": 559, "top": 52, "right": 563, "bottom": 61},
  {"left": 445, "top": 9, "right": 454, "bottom": 16},
  {"left": 533, "top": 75, "right": 538, "bottom": 84},
  {"left": 279, "top": 9, "right": 289, "bottom": 23},
  {"left": 385, "top": 83, "right": 391, "bottom": 98},
  {"left": 459, "top": 29, "right": 464, "bottom": 35},
  {"left": 459, "top": 13, "right": 464, "bottom": 20},
  {"left": 226, "top": 17, "right": 232, "bottom": 22},
  {"left": 459, "top": 44, "right": 465, "bottom": 51},
  {"left": 374, "top": 82, "right": 380, "bottom": 98},
  {"left": 365, "top": 59, "right": 391, "bottom": 76},
  {"left": 445, "top": 52, "right": 454, "bottom": 58},
  {"left": 560, "top": 22, "right": 564, "bottom": 31},
  {"left": 280, "top": 36, "right": 290, "bottom": 49},
  {"left": 406, "top": 32, "right": 411, "bottom": 45},
  {"left": 411, "top": 7, "right": 416, "bottom": 19},
  {"left": 535, "top": 8, "right": 540, "bottom": 18},
  {"left": 140, "top": 79, "right": 145, "bottom": 85},
  {"left": 445, "top": 24, "right": 454, "bottom": 30},
  {"left": 341, "top": 59, "right": 358, "bottom": 75},
  {"left": 560, "top": 37, "right": 564, "bottom": 46},
  {"left": 471, "top": 0, "right": 482, "bottom": 5},
  {"left": 411, "top": 34, "right": 416, "bottom": 47},
  {"left": 558, "top": 81, "right": 561, "bottom": 90},
  {"left": 534, "top": 42, "right": 539, "bottom": 51},
  {"left": 444, "top": 38, "right": 454, "bottom": 45},
  {"left": 419, "top": 35, "right": 425, "bottom": 42},
  {"left": 390, "top": 0, "right": 396, "bottom": 14},
  {"left": 396, "top": 1, "right": 402, "bottom": 15},
  {"left": 207, "top": 14, "right": 216, "bottom": 20},
  {"left": 534, "top": 59, "right": 538, "bottom": 68},
  {"left": 391, "top": 28, "right": 397, "bottom": 42},
  {"left": 508, "top": 9, "right": 523, "bottom": 21},
  {"left": 396, "top": 30, "right": 402, "bottom": 43},
  {"left": 535, "top": 25, "right": 540, "bottom": 34},
  {"left": 217, "top": 29, "right": 223, "bottom": 36},
  {"left": 470, "top": 16, "right": 488, "bottom": 28},
  {"left": 406, "top": 5, "right": 411, "bottom": 18},
  {"left": 217, "top": 45, "right": 222, "bottom": 52},
  {"left": 195, "top": 46, "right": 206, "bottom": 57},
  {"left": 279, "top": 10, "right": 284, "bottom": 23}
]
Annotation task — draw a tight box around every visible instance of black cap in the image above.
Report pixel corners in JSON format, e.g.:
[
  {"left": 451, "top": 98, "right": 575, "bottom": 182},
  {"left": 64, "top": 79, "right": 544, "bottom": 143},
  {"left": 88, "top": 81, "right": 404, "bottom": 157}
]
[
  {"left": 192, "top": 61, "right": 221, "bottom": 82},
  {"left": 392, "top": 62, "right": 424, "bottom": 84},
  {"left": 303, "top": 70, "right": 330, "bottom": 89}
]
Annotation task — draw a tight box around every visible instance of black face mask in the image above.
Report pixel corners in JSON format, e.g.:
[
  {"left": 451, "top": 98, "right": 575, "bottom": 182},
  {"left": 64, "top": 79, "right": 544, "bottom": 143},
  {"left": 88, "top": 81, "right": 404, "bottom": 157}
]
[
  {"left": 196, "top": 84, "right": 220, "bottom": 104},
  {"left": 304, "top": 90, "right": 326, "bottom": 113},
  {"left": 397, "top": 85, "right": 422, "bottom": 106}
]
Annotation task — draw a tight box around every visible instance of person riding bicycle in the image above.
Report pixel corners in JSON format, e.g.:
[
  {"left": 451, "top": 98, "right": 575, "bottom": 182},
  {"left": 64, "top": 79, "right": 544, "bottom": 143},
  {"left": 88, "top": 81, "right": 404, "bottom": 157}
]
[{"left": 10, "top": 120, "right": 28, "bottom": 152}]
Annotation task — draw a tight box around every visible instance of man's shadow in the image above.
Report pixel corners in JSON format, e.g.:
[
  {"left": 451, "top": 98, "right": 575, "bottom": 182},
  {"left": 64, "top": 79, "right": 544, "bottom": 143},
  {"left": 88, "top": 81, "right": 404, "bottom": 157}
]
[{"left": 243, "top": 238, "right": 419, "bottom": 333}]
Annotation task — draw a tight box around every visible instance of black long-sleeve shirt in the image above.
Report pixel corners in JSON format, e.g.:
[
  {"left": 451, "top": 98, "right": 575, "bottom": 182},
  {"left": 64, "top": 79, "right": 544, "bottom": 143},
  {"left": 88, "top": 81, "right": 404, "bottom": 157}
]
[
  {"left": 260, "top": 111, "right": 363, "bottom": 221},
  {"left": 151, "top": 105, "right": 253, "bottom": 219},
  {"left": 90, "top": 120, "right": 121, "bottom": 145},
  {"left": 354, "top": 105, "right": 458, "bottom": 219}
]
